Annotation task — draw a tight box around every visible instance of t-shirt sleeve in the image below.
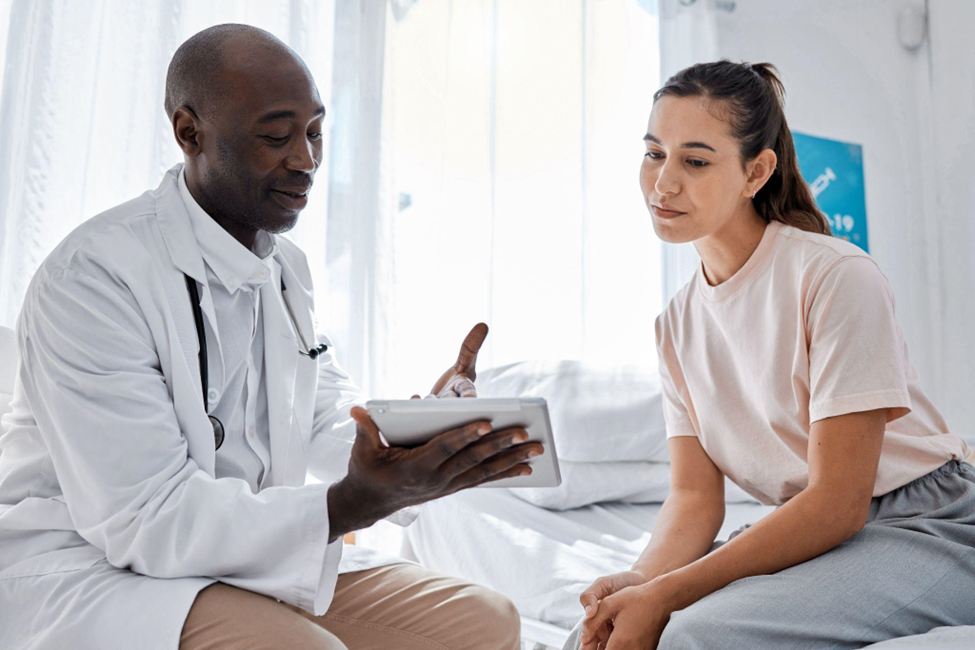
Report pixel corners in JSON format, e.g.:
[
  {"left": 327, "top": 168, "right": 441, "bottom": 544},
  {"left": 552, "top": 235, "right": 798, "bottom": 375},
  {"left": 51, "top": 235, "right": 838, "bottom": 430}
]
[
  {"left": 806, "top": 256, "right": 911, "bottom": 424},
  {"left": 655, "top": 314, "right": 697, "bottom": 438}
]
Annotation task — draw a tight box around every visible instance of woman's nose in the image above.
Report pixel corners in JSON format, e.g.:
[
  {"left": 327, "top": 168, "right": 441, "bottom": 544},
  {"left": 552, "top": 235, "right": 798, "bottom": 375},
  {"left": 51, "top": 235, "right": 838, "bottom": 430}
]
[{"left": 654, "top": 159, "right": 681, "bottom": 197}]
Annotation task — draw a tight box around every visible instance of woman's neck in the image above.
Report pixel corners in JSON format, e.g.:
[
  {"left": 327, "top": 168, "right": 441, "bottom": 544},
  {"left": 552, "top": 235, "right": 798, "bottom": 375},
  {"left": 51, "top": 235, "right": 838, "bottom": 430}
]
[{"left": 694, "top": 208, "right": 769, "bottom": 287}]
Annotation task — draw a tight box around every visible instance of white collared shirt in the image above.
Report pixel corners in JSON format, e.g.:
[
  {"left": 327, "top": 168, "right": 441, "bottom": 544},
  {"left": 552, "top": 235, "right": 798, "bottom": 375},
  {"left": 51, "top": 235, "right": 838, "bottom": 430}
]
[{"left": 179, "top": 170, "right": 277, "bottom": 493}]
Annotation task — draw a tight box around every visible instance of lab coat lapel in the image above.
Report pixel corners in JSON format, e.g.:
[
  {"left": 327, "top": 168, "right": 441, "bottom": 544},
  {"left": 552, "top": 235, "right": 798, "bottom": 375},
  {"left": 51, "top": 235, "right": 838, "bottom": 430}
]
[
  {"left": 262, "top": 260, "right": 300, "bottom": 486},
  {"left": 154, "top": 166, "right": 223, "bottom": 358},
  {"left": 153, "top": 164, "right": 220, "bottom": 474}
]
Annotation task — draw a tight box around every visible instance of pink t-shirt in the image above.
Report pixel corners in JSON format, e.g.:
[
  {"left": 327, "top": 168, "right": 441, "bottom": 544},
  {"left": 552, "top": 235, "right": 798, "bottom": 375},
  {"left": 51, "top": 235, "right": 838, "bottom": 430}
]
[{"left": 656, "top": 220, "right": 967, "bottom": 505}]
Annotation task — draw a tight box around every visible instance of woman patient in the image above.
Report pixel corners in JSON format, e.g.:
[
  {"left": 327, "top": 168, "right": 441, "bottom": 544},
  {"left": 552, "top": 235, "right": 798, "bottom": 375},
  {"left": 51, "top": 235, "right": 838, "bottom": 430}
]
[{"left": 564, "top": 60, "right": 975, "bottom": 650}]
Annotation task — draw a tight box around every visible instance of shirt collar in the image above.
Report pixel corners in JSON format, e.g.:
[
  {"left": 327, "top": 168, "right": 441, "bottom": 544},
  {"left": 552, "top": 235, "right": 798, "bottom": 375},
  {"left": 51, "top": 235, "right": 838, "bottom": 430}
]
[{"left": 178, "top": 169, "right": 278, "bottom": 294}]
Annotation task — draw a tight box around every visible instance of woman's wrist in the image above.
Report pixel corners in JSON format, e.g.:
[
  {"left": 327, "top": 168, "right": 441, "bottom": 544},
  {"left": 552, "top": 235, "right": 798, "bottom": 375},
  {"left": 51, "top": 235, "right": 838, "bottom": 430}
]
[
  {"left": 650, "top": 570, "right": 694, "bottom": 612},
  {"left": 630, "top": 564, "right": 657, "bottom": 583}
]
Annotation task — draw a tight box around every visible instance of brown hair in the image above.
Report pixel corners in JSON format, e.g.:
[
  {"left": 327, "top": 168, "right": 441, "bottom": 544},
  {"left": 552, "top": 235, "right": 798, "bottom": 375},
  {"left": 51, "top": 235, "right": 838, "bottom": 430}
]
[{"left": 653, "top": 60, "right": 831, "bottom": 236}]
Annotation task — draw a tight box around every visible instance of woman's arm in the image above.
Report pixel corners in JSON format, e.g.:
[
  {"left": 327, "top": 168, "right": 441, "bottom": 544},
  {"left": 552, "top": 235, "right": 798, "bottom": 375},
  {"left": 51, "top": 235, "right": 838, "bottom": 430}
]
[
  {"left": 661, "top": 408, "right": 886, "bottom": 608},
  {"left": 579, "top": 436, "right": 725, "bottom": 638},
  {"left": 581, "top": 408, "right": 887, "bottom": 649},
  {"left": 632, "top": 436, "right": 726, "bottom": 580}
]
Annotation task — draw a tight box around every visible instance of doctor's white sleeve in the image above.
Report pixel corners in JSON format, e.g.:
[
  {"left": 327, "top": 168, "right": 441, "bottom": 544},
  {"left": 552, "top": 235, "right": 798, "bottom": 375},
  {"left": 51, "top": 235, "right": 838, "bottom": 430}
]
[{"left": 19, "top": 268, "right": 341, "bottom": 615}]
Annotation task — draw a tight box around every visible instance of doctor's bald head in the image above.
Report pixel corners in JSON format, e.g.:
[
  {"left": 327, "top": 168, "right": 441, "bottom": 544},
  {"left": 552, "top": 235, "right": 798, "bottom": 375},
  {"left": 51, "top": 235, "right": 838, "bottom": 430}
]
[
  {"left": 165, "top": 24, "right": 243, "bottom": 120},
  {"left": 166, "top": 24, "right": 325, "bottom": 247}
]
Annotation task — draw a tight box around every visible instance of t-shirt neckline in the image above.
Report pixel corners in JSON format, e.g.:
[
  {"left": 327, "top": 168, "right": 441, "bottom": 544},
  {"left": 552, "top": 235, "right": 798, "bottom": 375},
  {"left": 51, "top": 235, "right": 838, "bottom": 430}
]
[{"left": 697, "top": 220, "right": 783, "bottom": 303}]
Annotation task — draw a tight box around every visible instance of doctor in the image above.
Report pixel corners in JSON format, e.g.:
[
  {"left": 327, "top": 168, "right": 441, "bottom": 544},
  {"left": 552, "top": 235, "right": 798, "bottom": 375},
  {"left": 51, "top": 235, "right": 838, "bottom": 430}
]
[{"left": 0, "top": 24, "right": 539, "bottom": 649}]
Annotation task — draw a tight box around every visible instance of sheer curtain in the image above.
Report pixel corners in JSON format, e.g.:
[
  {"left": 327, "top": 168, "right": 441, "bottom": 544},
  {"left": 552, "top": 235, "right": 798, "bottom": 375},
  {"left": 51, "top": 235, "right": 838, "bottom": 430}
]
[
  {"left": 0, "top": 0, "right": 336, "bottom": 329},
  {"left": 350, "top": 0, "right": 662, "bottom": 400}
]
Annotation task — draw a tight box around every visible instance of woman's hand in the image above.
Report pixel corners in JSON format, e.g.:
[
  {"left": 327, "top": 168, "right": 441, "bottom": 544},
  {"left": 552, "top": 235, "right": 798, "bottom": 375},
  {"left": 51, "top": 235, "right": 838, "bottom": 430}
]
[
  {"left": 578, "top": 570, "right": 649, "bottom": 646},
  {"left": 580, "top": 578, "right": 678, "bottom": 650}
]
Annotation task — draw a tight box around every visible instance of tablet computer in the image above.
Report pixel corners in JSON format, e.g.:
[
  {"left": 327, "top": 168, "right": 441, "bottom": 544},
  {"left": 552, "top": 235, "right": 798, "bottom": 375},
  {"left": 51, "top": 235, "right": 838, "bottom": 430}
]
[{"left": 364, "top": 397, "right": 561, "bottom": 489}]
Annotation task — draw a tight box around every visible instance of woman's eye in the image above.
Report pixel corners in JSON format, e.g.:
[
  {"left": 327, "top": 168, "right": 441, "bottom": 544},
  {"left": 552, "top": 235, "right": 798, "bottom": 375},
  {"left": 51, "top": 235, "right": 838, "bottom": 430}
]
[
  {"left": 687, "top": 159, "right": 709, "bottom": 168},
  {"left": 645, "top": 151, "right": 663, "bottom": 160}
]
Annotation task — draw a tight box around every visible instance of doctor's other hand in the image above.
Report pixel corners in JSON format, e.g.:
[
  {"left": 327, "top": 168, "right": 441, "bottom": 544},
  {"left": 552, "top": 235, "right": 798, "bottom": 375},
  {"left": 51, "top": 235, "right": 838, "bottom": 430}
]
[
  {"left": 427, "top": 322, "right": 488, "bottom": 398},
  {"left": 325, "top": 405, "right": 541, "bottom": 543}
]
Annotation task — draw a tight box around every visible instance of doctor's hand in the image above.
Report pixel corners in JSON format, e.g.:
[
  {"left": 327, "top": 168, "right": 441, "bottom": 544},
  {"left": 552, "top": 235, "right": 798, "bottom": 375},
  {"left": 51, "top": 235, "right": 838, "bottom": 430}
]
[
  {"left": 325, "top": 405, "right": 541, "bottom": 543},
  {"left": 425, "top": 323, "right": 488, "bottom": 398}
]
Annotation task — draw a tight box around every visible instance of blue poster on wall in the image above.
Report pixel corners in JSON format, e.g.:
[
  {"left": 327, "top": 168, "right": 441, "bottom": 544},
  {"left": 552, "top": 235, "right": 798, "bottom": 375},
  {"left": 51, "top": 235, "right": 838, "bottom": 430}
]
[{"left": 792, "top": 131, "right": 869, "bottom": 253}]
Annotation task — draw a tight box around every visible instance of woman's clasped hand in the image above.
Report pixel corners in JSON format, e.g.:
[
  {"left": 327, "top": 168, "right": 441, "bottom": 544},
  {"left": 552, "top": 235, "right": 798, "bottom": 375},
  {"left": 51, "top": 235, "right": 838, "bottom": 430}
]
[{"left": 579, "top": 572, "right": 680, "bottom": 650}]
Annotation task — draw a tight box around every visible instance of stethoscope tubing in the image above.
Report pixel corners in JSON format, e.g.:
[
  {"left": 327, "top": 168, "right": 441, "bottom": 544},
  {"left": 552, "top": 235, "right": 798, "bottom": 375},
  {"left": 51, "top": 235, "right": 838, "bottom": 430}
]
[{"left": 185, "top": 273, "right": 327, "bottom": 450}]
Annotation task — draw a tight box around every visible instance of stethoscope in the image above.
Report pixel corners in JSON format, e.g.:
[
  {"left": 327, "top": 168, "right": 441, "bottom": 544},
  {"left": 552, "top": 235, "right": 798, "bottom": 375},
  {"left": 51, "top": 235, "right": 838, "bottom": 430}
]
[{"left": 185, "top": 274, "right": 327, "bottom": 450}]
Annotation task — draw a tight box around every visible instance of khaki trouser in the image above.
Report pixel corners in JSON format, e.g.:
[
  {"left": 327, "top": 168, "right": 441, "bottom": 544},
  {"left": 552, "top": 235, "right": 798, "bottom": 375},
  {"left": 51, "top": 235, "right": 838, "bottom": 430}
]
[{"left": 179, "top": 563, "right": 521, "bottom": 650}]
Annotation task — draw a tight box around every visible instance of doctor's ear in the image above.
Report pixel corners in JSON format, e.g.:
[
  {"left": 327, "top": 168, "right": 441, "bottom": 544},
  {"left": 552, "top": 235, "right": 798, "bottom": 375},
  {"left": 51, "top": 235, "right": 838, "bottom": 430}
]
[{"left": 172, "top": 106, "right": 204, "bottom": 157}]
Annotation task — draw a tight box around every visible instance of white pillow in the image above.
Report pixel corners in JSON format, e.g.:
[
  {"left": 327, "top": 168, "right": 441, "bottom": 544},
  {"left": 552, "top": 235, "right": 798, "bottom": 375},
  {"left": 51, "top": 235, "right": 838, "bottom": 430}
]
[
  {"left": 476, "top": 360, "right": 669, "bottom": 463},
  {"left": 509, "top": 460, "right": 671, "bottom": 510}
]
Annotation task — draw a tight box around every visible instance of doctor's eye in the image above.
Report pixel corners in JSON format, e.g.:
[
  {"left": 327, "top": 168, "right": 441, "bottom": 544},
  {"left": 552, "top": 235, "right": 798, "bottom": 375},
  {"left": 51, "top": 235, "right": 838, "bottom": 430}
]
[
  {"left": 262, "top": 135, "right": 289, "bottom": 144},
  {"left": 308, "top": 132, "right": 322, "bottom": 141}
]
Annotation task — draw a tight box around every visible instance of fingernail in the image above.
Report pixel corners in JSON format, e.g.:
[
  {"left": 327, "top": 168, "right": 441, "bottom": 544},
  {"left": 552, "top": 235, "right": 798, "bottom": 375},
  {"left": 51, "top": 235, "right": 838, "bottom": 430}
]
[
  {"left": 528, "top": 449, "right": 541, "bottom": 458},
  {"left": 584, "top": 604, "right": 592, "bottom": 616},
  {"left": 478, "top": 424, "right": 491, "bottom": 436}
]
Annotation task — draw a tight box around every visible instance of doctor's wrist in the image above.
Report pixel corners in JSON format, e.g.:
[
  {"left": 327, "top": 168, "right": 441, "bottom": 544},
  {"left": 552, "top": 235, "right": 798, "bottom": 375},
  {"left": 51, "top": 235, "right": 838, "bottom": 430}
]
[{"left": 326, "top": 478, "right": 387, "bottom": 543}]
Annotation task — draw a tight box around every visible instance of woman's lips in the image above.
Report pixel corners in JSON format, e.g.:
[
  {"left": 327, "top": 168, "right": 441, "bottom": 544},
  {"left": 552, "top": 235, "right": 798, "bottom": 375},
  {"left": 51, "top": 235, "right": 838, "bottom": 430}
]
[{"left": 651, "top": 204, "right": 685, "bottom": 219}]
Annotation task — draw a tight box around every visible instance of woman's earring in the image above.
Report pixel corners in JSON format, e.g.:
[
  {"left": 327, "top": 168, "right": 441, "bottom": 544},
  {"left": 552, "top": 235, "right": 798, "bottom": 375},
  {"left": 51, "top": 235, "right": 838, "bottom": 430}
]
[{"left": 752, "top": 191, "right": 757, "bottom": 199}]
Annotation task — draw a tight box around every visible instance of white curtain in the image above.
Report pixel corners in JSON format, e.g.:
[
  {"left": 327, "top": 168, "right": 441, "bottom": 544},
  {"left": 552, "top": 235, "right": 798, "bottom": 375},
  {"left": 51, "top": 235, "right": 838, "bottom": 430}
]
[
  {"left": 656, "top": 0, "right": 720, "bottom": 303},
  {"left": 322, "top": 0, "right": 392, "bottom": 397},
  {"left": 0, "top": 0, "right": 336, "bottom": 329},
  {"left": 351, "top": 0, "right": 662, "bottom": 400}
]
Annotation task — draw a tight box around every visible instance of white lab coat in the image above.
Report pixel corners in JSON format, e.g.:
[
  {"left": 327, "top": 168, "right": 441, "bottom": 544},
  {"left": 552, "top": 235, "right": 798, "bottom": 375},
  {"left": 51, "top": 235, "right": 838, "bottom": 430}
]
[{"left": 0, "top": 165, "right": 402, "bottom": 649}]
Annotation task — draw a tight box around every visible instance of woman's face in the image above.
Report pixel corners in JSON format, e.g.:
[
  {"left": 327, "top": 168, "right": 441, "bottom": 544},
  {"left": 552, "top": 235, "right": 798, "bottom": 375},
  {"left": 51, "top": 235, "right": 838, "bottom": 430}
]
[{"left": 640, "top": 95, "right": 757, "bottom": 244}]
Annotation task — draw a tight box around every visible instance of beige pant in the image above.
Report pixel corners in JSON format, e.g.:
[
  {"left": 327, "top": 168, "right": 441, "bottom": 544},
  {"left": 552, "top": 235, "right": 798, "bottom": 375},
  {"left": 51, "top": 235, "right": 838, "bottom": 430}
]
[{"left": 179, "top": 563, "right": 521, "bottom": 650}]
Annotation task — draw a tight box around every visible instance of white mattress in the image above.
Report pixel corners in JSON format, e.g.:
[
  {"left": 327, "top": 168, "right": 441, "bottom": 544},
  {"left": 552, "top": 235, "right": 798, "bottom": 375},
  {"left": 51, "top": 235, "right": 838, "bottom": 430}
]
[{"left": 404, "top": 489, "right": 775, "bottom": 631}]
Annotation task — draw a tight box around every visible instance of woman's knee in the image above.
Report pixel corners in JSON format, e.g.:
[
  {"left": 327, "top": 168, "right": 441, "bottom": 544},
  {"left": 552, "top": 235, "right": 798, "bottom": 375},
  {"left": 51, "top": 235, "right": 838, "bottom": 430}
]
[{"left": 658, "top": 606, "right": 729, "bottom": 650}]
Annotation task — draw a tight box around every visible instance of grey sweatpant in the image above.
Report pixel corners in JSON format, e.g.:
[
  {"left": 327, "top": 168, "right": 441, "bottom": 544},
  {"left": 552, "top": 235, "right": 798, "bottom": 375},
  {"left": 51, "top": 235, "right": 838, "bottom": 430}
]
[{"left": 563, "top": 461, "right": 975, "bottom": 650}]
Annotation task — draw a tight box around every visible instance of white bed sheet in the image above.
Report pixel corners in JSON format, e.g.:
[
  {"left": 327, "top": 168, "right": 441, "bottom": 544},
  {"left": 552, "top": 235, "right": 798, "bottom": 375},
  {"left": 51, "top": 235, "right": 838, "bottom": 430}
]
[{"left": 404, "top": 489, "right": 775, "bottom": 631}]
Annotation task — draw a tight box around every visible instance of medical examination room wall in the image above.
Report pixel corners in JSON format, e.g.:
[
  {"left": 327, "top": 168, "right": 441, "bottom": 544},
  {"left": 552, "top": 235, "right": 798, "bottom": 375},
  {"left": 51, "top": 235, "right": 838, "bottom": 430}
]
[{"left": 663, "top": 0, "right": 975, "bottom": 444}]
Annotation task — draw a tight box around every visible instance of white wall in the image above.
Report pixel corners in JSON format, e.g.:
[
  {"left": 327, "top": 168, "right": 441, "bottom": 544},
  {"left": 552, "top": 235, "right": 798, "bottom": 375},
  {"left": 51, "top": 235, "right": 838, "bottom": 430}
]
[
  {"left": 926, "top": 0, "right": 975, "bottom": 444},
  {"left": 709, "top": 0, "right": 974, "bottom": 441}
]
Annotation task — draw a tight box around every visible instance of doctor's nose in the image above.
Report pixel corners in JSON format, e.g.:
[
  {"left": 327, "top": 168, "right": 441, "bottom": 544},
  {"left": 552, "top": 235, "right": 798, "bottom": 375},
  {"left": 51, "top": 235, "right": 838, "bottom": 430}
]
[{"left": 285, "top": 138, "right": 320, "bottom": 174}]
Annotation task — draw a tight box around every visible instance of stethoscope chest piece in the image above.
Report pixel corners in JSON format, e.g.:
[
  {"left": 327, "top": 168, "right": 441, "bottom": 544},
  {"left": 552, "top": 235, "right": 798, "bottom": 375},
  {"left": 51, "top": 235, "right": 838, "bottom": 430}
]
[{"left": 210, "top": 415, "right": 225, "bottom": 451}]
